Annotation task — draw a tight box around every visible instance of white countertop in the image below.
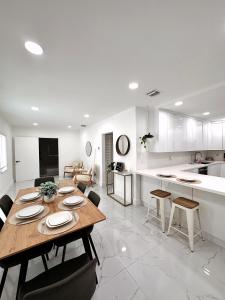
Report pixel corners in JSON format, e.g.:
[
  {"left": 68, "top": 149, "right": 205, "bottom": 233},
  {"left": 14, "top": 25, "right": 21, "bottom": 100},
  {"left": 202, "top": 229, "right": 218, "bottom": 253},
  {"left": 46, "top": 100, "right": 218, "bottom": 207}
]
[{"left": 136, "top": 162, "right": 225, "bottom": 197}]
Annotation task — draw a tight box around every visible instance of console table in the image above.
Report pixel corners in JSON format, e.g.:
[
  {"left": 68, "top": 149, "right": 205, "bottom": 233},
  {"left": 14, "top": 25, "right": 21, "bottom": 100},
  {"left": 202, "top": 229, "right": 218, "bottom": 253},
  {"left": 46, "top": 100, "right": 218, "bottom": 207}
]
[{"left": 106, "top": 170, "right": 133, "bottom": 206}]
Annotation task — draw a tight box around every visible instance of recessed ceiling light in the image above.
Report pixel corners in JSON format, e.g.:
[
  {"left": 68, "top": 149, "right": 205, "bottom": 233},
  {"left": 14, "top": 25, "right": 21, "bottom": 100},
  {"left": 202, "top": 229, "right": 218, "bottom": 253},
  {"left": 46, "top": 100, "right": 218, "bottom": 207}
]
[
  {"left": 84, "top": 114, "right": 90, "bottom": 118},
  {"left": 203, "top": 112, "right": 210, "bottom": 116},
  {"left": 174, "top": 101, "right": 183, "bottom": 106},
  {"left": 67, "top": 125, "right": 72, "bottom": 129},
  {"left": 33, "top": 122, "right": 38, "bottom": 126},
  {"left": 31, "top": 106, "right": 39, "bottom": 111},
  {"left": 25, "top": 41, "right": 43, "bottom": 55},
  {"left": 129, "top": 82, "right": 139, "bottom": 90}
]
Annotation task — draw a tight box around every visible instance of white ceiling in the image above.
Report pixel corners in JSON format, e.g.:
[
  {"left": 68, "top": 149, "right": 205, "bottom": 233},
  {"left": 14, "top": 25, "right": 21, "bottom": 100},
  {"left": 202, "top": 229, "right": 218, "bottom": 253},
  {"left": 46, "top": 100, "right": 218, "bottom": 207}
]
[{"left": 1, "top": 0, "right": 225, "bottom": 129}]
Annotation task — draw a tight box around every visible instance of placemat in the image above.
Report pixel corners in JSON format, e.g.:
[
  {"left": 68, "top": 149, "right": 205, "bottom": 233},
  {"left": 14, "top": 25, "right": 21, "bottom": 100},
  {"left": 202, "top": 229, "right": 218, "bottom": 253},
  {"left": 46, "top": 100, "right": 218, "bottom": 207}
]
[
  {"left": 37, "top": 212, "right": 79, "bottom": 235},
  {"left": 8, "top": 206, "right": 50, "bottom": 226},
  {"left": 57, "top": 198, "right": 88, "bottom": 211}
]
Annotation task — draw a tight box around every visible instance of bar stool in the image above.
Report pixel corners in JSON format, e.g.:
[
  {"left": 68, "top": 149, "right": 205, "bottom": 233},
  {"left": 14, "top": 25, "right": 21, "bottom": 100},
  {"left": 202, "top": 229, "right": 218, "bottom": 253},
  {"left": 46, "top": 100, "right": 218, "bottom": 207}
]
[
  {"left": 146, "top": 189, "right": 172, "bottom": 233},
  {"left": 167, "top": 197, "right": 204, "bottom": 252}
]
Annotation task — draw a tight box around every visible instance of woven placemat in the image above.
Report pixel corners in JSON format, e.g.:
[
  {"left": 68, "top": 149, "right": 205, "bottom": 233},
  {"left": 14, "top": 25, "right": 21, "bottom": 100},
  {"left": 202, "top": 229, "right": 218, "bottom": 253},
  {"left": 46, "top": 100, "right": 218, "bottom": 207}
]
[
  {"left": 37, "top": 212, "right": 79, "bottom": 235},
  {"left": 176, "top": 178, "right": 201, "bottom": 184},
  {"left": 8, "top": 206, "right": 50, "bottom": 226},
  {"left": 57, "top": 198, "right": 88, "bottom": 211}
]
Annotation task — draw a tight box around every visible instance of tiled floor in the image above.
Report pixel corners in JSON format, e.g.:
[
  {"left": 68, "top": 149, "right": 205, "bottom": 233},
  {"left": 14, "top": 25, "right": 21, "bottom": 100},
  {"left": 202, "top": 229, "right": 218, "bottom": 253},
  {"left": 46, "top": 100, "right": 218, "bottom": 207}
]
[{"left": 2, "top": 180, "right": 225, "bottom": 299}]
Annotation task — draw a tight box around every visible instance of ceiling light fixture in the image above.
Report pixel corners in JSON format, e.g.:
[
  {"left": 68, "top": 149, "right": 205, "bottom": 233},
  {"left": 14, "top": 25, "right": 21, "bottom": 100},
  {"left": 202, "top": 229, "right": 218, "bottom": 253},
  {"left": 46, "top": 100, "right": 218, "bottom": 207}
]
[
  {"left": 129, "top": 82, "right": 139, "bottom": 90},
  {"left": 33, "top": 122, "right": 38, "bottom": 126},
  {"left": 31, "top": 106, "right": 39, "bottom": 111},
  {"left": 84, "top": 114, "right": 90, "bottom": 118},
  {"left": 174, "top": 101, "right": 183, "bottom": 106},
  {"left": 67, "top": 125, "right": 72, "bottom": 129},
  {"left": 25, "top": 41, "right": 43, "bottom": 55},
  {"left": 203, "top": 112, "right": 210, "bottom": 116}
]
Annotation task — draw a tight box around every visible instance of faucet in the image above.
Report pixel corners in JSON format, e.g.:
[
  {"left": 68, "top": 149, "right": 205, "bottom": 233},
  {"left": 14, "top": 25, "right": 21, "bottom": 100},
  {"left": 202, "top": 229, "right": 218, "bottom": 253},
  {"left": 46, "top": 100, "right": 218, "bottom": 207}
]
[{"left": 194, "top": 152, "right": 202, "bottom": 163}]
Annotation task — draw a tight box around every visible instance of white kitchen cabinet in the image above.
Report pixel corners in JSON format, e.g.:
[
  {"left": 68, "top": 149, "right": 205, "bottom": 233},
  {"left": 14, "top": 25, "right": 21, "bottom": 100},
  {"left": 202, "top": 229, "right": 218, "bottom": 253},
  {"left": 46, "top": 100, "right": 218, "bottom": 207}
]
[
  {"left": 208, "top": 164, "right": 221, "bottom": 177},
  {"left": 186, "top": 118, "right": 203, "bottom": 150},
  {"left": 220, "top": 164, "right": 225, "bottom": 178},
  {"left": 174, "top": 115, "right": 188, "bottom": 151},
  {"left": 223, "top": 123, "right": 225, "bottom": 149},
  {"left": 207, "top": 122, "right": 223, "bottom": 150}
]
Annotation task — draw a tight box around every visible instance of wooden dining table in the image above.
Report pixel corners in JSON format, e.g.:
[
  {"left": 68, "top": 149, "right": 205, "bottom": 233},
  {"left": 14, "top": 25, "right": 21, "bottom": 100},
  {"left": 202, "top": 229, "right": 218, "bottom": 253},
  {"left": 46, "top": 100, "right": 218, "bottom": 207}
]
[{"left": 0, "top": 180, "right": 106, "bottom": 261}]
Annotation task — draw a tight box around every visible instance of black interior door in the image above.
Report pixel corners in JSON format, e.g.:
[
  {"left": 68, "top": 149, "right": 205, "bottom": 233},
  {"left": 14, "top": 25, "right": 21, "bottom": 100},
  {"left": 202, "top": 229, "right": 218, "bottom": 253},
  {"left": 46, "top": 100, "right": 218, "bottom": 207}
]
[{"left": 39, "top": 138, "right": 59, "bottom": 177}]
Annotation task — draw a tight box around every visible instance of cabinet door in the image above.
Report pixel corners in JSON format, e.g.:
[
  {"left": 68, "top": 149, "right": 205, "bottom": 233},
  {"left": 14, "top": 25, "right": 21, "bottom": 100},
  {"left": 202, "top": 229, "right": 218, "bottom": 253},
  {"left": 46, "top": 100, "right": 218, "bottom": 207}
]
[
  {"left": 208, "top": 164, "right": 220, "bottom": 177},
  {"left": 223, "top": 123, "right": 225, "bottom": 150},
  {"left": 208, "top": 122, "right": 223, "bottom": 150},
  {"left": 157, "top": 111, "right": 174, "bottom": 152},
  {"left": 220, "top": 164, "right": 225, "bottom": 178},
  {"left": 174, "top": 116, "right": 187, "bottom": 151},
  {"left": 186, "top": 118, "right": 203, "bottom": 151}
]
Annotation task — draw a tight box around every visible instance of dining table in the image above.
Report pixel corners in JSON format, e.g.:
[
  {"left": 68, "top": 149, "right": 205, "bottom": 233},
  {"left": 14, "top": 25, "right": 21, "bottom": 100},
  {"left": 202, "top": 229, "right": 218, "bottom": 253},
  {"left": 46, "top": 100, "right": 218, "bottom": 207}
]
[{"left": 0, "top": 179, "right": 106, "bottom": 261}]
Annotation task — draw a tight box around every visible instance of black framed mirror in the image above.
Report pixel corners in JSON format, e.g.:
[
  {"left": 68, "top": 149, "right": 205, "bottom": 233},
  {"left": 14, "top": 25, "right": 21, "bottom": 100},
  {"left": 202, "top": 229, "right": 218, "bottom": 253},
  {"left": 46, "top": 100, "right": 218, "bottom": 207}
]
[
  {"left": 85, "top": 141, "right": 92, "bottom": 157},
  {"left": 116, "top": 135, "right": 130, "bottom": 156}
]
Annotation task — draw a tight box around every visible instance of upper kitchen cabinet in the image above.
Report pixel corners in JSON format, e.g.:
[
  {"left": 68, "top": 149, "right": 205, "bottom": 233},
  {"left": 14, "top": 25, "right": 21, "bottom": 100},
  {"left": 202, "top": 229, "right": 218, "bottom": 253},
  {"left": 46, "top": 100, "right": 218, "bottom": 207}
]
[
  {"left": 207, "top": 122, "right": 223, "bottom": 150},
  {"left": 151, "top": 110, "right": 203, "bottom": 152},
  {"left": 223, "top": 122, "right": 225, "bottom": 149}
]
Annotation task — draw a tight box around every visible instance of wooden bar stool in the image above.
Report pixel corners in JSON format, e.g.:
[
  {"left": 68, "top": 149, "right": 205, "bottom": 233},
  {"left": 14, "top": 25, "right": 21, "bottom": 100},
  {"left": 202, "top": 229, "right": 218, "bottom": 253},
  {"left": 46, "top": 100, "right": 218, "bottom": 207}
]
[
  {"left": 167, "top": 197, "right": 204, "bottom": 252},
  {"left": 146, "top": 189, "right": 172, "bottom": 233}
]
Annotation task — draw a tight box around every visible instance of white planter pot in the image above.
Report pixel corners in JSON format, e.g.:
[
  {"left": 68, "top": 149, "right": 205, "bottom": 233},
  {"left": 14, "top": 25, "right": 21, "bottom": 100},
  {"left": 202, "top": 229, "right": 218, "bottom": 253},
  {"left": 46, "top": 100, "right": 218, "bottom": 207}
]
[{"left": 43, "top": 194, "right": 55, "bottom": 203}]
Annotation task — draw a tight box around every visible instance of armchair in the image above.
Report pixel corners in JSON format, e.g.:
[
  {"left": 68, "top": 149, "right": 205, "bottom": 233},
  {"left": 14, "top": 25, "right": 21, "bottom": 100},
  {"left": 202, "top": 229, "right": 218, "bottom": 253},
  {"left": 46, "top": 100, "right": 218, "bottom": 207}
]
[{"left": 73, "top": 167, "right": 95, "bottom": 186}]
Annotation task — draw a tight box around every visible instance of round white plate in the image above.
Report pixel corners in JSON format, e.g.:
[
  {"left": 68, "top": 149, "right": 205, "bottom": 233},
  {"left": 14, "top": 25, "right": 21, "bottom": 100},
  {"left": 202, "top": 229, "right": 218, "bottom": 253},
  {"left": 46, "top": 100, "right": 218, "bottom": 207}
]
[
  {"left": 63, "top": 196, "right": 84, "bottom": 206},
  {"left": 16, "top": 205, "right": 44, "bottom": 219},
  {"left": 58, "top": 186, "right": 75, "bottom": 194},
  {"left": 46, "top": 211, "right": 72, "bottom": 228},
  {"left": 21, "top": 192, "right": 40, "bottom": 202}
]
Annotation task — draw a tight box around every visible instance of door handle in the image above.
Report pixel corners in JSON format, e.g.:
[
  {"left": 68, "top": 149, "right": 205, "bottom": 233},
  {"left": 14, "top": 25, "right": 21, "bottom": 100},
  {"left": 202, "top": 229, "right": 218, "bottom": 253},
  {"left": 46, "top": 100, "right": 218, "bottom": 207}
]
[{"left": 16, "top": 160, "right": 21, "bottom": 163}]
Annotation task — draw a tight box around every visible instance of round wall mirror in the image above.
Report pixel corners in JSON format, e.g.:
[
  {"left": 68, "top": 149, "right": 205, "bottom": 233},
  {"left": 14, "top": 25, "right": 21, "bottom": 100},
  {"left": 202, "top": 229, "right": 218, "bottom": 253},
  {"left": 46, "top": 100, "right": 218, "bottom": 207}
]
[
  {"left": 116, "top": 135, "right": 130, "bottom": 156},
  {"left": 85, "top": 141, "right": 92, "bottom": 157}
]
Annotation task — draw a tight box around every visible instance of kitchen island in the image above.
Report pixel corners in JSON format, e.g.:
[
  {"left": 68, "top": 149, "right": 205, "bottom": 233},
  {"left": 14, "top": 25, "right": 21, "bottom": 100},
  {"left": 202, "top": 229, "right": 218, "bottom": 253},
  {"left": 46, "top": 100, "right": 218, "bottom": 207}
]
[{"left": 136, "top": 162, "right": 225, "bottom": 246}]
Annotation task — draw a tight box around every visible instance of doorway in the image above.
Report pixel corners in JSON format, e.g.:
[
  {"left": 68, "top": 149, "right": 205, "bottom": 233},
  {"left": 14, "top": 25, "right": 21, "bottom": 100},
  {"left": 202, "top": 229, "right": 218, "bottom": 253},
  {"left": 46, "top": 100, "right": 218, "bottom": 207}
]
[
  {"left": 39, "top": 138, "right": 59, "bottom": 177},
  {"left": 103, "top": 132, "right": 113, "bottom": 186}
]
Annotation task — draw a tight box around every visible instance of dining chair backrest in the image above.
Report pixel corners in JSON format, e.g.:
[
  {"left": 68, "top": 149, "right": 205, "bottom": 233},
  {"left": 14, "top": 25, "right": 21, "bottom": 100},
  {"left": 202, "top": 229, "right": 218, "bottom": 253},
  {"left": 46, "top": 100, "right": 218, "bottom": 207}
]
[
  {"left": 87, "top": 191, "right": 100, "bottom": 207},
  {"left": 0, "top": 218, "right": 4, "bottom": 231},
  {"left": 34, "top": 177, "right": 55, "bottom": 187},
  {"left": 21, "top": 258, "right": 97, "bottom": 300},
  {"left": 0, "top": 195, "right": 13, "bottom": 217},
  {"left": 77, "top": 182, "right": 86, "bottom": 194}
]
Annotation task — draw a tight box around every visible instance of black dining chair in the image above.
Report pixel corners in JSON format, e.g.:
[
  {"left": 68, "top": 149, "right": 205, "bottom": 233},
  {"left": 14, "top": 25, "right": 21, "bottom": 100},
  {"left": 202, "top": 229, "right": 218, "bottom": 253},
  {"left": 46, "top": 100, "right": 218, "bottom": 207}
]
[
  {"left": 34, "top": 177, "right": 55, "bottom": 187},
  {"left": 17, "top": 254, "right": 97, "bottom": 300},
  {"left": 0, "top": 219, "right": 53, "bottom": 298},
  {"left": 54, "top": 191, "right": 100, "bottom": 265},
  {"left": 0, "top": 195, "right": 13, "bottom": 217},
  {"left": 77, "top": 182, "right": 86, "bottom": 194}
]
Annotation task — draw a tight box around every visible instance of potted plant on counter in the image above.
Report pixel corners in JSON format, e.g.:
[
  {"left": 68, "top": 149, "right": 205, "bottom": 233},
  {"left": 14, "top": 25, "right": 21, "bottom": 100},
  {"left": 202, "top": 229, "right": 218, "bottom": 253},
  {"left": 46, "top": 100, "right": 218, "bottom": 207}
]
[
  {"left": 40, "top": 181, "right": 57, "bottom": 203},
  {"left": 139, "top": 132, "right": 154, "bottom": 149}
]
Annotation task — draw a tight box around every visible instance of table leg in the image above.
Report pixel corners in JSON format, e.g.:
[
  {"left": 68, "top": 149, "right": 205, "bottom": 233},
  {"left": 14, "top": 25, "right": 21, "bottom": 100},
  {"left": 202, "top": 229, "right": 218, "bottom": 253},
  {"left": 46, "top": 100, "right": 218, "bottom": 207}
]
[
  {"left": 16, "top": 260, "right": 28, "bottom": 300},
  {"left": 82, "top": 235, "right": 93, "bottom": 260}
]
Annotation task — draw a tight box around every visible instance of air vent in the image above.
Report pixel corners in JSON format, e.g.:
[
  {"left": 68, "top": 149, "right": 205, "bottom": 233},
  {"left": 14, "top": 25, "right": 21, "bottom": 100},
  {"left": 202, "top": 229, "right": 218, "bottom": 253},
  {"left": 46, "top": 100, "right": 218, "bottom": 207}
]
[
  {"left": 81, "top": 124, "right": 87, "bottom": 128},
  {"left": 146, "top": 89, "right": 160, "bottom": 97}
]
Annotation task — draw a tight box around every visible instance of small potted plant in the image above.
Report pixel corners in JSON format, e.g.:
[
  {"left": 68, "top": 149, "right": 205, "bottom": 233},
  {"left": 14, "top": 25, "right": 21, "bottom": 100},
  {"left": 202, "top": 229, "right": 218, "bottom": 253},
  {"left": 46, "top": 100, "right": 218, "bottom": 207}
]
[
  {"left": 40, "top": 181, "right": 57, "bottom": 203},
  {"left": 139, "top": 132, "right": 154, "bottom": 149}
]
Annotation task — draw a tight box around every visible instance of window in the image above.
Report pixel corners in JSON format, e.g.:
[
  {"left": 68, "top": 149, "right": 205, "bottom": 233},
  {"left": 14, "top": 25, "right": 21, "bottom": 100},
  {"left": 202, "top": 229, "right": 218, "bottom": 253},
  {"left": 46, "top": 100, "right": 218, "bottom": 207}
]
[{"left": 0, "top": 134, "right": 7, "bottom": 173}]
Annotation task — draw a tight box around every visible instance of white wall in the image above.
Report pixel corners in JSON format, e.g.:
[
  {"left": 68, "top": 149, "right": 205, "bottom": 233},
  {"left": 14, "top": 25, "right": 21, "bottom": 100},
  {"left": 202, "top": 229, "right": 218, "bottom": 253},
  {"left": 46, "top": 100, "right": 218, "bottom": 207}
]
[
  {"left": 0, "top": 115, "right": 13, "bottom": 197},
  {"left": 80, "top": 107, "right": 136, "bottom": 200},
  {"left": 13, "top": 127, "right": 80, "bottom": 178}
]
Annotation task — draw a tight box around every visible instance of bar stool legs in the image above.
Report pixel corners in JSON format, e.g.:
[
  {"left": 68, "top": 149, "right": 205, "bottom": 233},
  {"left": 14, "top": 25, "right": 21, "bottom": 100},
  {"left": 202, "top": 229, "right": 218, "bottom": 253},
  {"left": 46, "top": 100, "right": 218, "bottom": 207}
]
[
  {"left": 167, "top": 197, "right": 203, "bottom": 252},
  {"left": 146, "top": 190, "right": 171, "bottom": 233}
]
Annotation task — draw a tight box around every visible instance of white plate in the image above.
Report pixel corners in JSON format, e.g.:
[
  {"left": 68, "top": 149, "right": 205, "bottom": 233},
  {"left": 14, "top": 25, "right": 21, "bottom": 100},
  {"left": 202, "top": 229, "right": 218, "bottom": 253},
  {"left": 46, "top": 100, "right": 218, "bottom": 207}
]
[
  {"left": 178, "top": 177, "right": 197, "bottom": 183},
  {"left": 46, "top": 211, "right": 72, "bottom": 227},
  {"left": 63, "top": 196, "right": 84, "bottom": 206},
  {"left": 58, "top": 186, "right": 75, "bottom": 194},
  {"left": 16, "top": 205, "right": 44, "bottom": 219},
  {"left": 21, "top": 192, "right": 40, "bottom": 202}
]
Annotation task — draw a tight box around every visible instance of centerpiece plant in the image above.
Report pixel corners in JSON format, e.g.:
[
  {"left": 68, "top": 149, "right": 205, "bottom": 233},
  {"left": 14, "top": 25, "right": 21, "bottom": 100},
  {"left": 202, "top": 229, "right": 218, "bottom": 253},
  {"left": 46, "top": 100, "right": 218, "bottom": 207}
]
[{"left": 40, "top": 181, "right": 57, "bottom": 203}]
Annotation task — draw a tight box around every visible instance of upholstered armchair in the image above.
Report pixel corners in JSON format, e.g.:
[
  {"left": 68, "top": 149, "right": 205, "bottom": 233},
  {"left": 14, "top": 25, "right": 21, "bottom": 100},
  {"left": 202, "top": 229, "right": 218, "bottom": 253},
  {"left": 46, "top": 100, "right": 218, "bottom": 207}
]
[
  {"left": 73, "top": 167, "right": 95, "bottom": 186},
  {"left": 64, "top": 161, "right": 83, "bottom": 177}
]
